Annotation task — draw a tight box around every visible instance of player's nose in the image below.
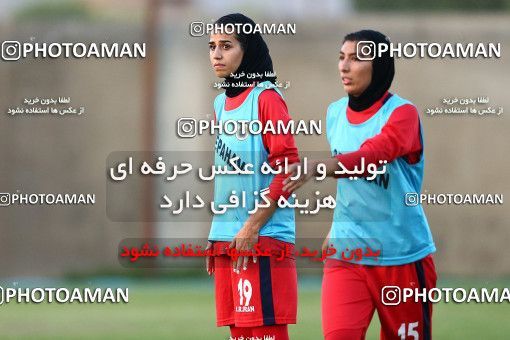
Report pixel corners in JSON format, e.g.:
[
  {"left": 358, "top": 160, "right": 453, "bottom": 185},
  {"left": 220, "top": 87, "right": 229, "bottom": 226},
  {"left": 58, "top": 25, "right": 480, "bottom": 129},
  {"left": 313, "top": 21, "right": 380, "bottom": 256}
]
[{"left": 212, "top": 47, "right": 222, "bottom": 59}]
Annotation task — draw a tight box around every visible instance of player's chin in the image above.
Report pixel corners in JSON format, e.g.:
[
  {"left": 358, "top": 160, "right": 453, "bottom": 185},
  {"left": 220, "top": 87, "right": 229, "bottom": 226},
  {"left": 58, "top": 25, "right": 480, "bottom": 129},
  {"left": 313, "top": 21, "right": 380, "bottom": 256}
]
[
  {"left": 343, "top": 84, "right": 356, "bottom": 95},
  {"left": 348, "top": 89, "right": 365, "bottom": 98},
  {"left": 215, "top": 70, "right": 230, "bottom": 78}
]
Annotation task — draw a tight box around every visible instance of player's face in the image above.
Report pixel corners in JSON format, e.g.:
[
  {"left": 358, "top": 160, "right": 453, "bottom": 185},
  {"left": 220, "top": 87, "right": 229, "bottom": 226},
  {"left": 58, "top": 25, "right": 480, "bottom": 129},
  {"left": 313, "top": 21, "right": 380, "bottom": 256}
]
[
  {"left": 338, "top": 40, "right": 372, "bottom": 97},
  {"left": 209, "top": 34, "right": 244, "bottom": 78}
]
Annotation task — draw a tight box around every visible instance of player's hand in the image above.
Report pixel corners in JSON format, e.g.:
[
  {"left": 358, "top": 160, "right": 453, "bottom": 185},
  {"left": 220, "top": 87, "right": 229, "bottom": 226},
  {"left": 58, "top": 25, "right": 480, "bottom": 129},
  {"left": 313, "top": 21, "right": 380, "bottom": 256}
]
[
  {"left": 205, "top": 241, "right": 214, "bottom": 276},
  {"left": 230, "top": 224, "right": 259, "bottom": 274},
  {"left": 282, "top": 159, "right": 318, "bottom": 193}
]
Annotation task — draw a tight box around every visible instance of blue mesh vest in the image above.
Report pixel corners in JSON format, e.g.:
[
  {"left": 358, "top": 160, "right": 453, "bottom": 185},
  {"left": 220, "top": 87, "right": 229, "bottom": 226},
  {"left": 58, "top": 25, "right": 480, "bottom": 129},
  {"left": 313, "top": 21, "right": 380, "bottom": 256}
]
[
  {"left": 326, "top": 94, "right": 435, "bottom": 265},
  {"left": 208, "top": 81, "right": 295, "bottom": 243}
]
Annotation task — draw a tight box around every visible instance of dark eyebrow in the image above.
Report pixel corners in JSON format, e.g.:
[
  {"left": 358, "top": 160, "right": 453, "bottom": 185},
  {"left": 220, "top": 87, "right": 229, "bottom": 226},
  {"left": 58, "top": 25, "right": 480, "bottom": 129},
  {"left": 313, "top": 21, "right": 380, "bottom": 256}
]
[
  {"left": 208, "top": 39, "right": 233, "bottom": 44},
  {"left": 340, "top": 51, "right": 355, "bottom": 57}
]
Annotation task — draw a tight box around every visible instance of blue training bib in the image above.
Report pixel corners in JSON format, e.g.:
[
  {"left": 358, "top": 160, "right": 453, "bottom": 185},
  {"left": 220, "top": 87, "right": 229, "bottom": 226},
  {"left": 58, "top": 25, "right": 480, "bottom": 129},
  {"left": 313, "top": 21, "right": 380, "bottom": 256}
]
[
  {"left": 326, "top": 94, "right": 436, "bottom": 265},
  {"left": 208, "top": 81, "right": 295, "bottom": 243}
]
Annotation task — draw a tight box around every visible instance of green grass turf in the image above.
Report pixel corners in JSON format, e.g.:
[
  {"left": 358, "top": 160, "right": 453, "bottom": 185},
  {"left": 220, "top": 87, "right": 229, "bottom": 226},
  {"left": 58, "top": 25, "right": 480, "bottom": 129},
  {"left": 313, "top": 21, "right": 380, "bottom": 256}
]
[{"left": 0, "top": 277, "right": 508, "bottom": 339}]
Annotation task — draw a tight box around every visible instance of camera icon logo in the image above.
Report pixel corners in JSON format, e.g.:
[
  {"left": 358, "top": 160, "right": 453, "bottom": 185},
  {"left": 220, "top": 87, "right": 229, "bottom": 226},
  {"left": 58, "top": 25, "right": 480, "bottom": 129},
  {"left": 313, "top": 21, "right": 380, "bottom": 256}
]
[
  {"left": 356, "top": 41, "right": 376, "bottom": 61},
  {"left": 381, "top": 286, "right": 401, "bottom": 305},
  {"left": 0, "top": 193, "right": 11, "bottom": 206},
  {"left": 405, "top": 192, "right": 419, "bottom": 207},
  {"left": 2, "top": 41, "right": 21, "bottom": 61},
  {"left": 177, "top": 118, "right": 197, "bottom": 138},
  {"left": 190, "top": 22, "right": 205, "bottom": 37}
]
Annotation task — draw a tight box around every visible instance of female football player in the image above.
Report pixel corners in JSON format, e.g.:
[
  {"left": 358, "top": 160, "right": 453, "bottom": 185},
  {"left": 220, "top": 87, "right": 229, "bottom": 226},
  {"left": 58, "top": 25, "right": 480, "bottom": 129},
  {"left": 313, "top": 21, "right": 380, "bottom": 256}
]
[
  {"left": 206, "top": 13, "right": 299, "bottom": 340},
  {"left": 283, "top": 30, "right": 437, "bottom": 340}
]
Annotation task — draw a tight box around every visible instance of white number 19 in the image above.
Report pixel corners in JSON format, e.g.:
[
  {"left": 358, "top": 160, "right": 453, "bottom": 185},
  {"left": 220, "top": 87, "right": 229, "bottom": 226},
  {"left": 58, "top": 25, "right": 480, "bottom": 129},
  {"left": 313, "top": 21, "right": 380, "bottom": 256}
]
[{"left": 237, "top": 278, "right": 252, "bottom": 306}]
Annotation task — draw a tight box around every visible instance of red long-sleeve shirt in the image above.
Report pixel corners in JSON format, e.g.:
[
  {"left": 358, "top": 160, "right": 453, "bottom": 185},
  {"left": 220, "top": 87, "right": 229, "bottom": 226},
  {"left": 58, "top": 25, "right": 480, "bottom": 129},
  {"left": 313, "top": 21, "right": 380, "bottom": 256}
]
[
  {"left": 216, "top": 86, "right": 300, "bottom": 200},
  {"left": 333, "top": 92, "right": 423, "bottom": 178}
]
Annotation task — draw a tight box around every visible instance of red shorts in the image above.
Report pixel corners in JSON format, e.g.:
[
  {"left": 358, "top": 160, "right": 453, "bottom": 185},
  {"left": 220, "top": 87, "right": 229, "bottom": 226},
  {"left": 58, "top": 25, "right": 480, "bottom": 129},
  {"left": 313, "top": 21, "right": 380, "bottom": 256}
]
[
  {"left": 212, "top": 236, "right": 297, "bottom": 327},
  {"left": 322, "top": 254, "right": 437, "bottom": 339}
]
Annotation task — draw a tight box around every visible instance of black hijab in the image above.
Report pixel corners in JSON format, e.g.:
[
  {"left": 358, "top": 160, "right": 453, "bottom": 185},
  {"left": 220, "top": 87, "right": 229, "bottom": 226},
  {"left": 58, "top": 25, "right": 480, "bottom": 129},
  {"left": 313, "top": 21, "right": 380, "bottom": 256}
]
[
  {"left": 214, "top": 13, "right": 276, "bottom": 98},
  {"left": 343, "top": 30, "right": 395, "bottom": 111}
]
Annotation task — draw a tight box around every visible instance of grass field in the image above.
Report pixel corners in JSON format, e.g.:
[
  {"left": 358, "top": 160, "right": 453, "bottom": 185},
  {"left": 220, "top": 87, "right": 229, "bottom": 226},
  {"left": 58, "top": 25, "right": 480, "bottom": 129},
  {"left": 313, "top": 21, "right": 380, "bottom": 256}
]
[{"left": 0, "top": 276, "right": 509, "bottom": 339}]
